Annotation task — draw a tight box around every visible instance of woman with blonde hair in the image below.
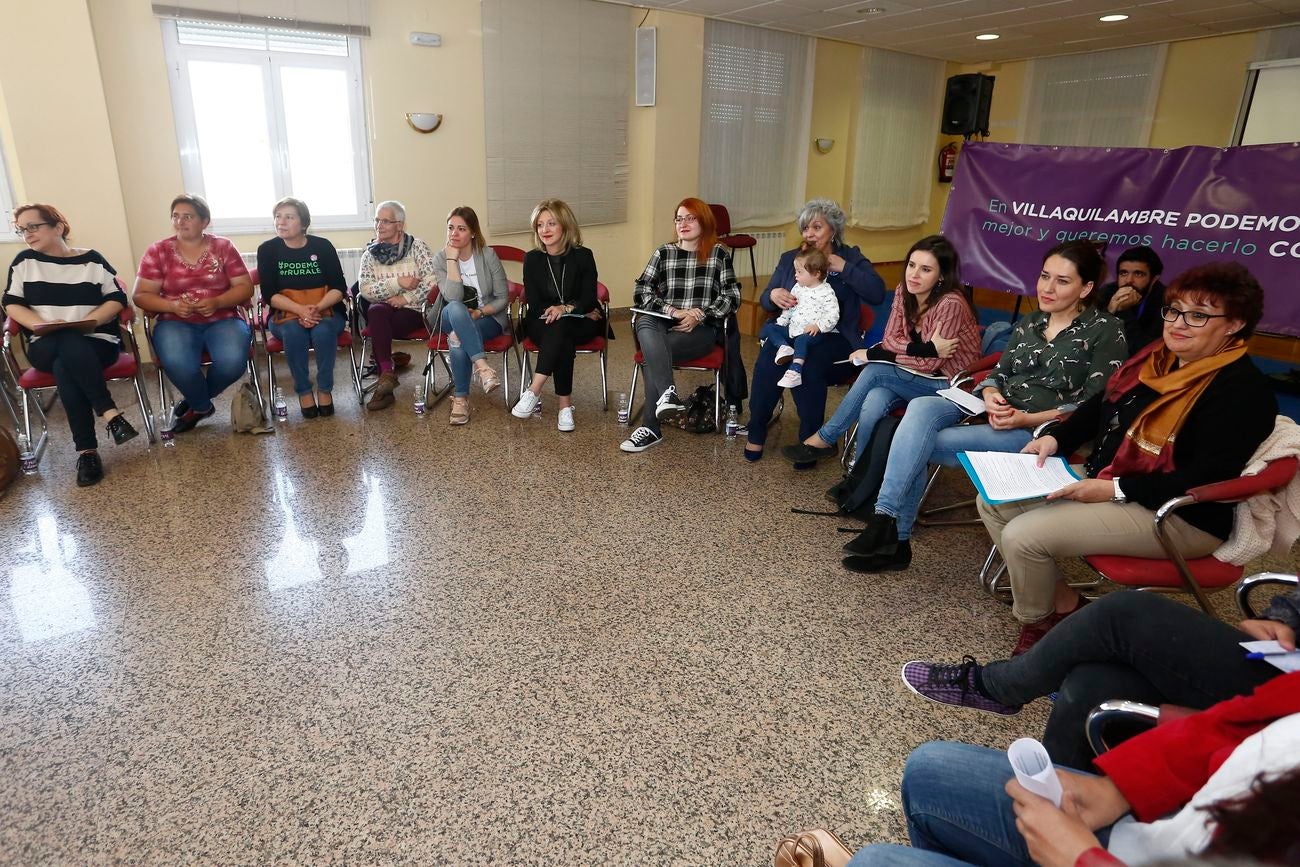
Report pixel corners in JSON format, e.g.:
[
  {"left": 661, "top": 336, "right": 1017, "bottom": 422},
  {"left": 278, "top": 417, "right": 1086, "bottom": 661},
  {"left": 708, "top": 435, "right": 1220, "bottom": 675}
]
[{"left": 512, "top": 199, "right": 603, "bottom": 431}]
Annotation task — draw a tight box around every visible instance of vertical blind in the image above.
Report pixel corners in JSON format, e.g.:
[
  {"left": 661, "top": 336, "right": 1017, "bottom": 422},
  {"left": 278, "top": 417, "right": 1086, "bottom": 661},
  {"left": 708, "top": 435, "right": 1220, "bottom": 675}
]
[
  {"left": 850, "top": 47, "right": 945, "bottom": 230},
  {"left": 481, "top": 0, "right": 630, "bottom": 235},
  {"left": 1022, "top": 45, "right": 1166, "bottom": 148},
  {"left": 699, "top": 20, "right": 813, "bottom": 227}
]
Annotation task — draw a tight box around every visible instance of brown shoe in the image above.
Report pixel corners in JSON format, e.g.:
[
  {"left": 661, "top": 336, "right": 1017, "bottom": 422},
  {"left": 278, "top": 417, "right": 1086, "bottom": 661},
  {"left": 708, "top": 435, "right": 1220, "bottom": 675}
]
[
  {"left": 366, "top": 372, "right": 399, "bottom": 411},
  {"left": 1011, "top": 595, "right": 1090, "bottom": 656},
  {"left": 449, "top": 395, "right": 470, "bottom": 425},
  {"left": 392, "top": 351, "right": 412, "bottom": 371}
]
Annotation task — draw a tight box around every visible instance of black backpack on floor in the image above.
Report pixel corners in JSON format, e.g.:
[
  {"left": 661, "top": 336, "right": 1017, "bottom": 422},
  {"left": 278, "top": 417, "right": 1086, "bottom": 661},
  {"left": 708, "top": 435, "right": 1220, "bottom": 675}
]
[{"left": 795, "top": 414, "right": 901, "bottom": 521}]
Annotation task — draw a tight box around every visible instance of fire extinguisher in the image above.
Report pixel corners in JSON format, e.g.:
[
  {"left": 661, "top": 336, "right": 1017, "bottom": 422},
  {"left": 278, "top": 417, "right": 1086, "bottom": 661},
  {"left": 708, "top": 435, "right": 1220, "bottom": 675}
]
[{"left": 938, "top": 142, "right": 959, "bottom": 184}]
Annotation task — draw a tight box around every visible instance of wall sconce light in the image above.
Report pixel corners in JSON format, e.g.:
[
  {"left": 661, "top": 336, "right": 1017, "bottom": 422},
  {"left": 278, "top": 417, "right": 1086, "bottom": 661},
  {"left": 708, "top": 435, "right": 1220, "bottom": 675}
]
[
  {"left": 815, "top": 137, "right": 835, "bottom": 154},
  {"left": 406, "top": 112, "right": 442, "bottom": 134}
]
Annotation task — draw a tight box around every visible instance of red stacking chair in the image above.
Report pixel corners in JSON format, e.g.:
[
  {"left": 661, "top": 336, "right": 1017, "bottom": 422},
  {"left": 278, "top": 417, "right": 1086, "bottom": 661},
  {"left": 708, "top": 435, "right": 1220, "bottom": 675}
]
[
  {"left": 354, "top": 287, "right": 435, "bottom": 398},
  {"left": 709, "top": 203, "right": 757, "bottom": 288},
  {"left": 980, "top": 453, "right": 1299, "bottom": 612},
  {"left": 1236, "top": 571, "right": 1299, "bottom": 618},
  {"left": 518, "top": 282, "right": 611, "bottom": 410},
  {"left": 422, "top": 282, "right": 522, "bottom": 408},
  {"left": 627, "top": 311, "right": 727, "bottom": 432},
  {"left": 141, "top": 292, "right": 266, "bottom": 422},
  {"left": 3, "top": 284, "right": 158, "bottom": 466},
  {"left": 252, "top": 268, "right": 364, "bottom": 405}
]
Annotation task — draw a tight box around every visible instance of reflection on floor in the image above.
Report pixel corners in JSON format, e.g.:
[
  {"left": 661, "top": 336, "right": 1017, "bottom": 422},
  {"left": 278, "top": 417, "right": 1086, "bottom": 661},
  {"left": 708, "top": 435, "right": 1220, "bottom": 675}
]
[{"left": 6, "top": 332, "right": 1182, "bottom": 865}]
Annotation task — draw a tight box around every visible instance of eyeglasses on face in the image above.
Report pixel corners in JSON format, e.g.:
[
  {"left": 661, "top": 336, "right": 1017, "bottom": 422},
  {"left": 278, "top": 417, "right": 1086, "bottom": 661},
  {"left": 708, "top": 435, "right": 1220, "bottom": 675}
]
[
  {"left": 673, "top": 215, "right": 698, "bottom": 225},
  {"left": 374, "top": 218, "right": 402, "bottom": 227},
  {"left": 13, "top": 222, "right": 50, "bottom": 236},
  {"left": 1160, "top": 305, "right": 1228, "bottom": 328}
]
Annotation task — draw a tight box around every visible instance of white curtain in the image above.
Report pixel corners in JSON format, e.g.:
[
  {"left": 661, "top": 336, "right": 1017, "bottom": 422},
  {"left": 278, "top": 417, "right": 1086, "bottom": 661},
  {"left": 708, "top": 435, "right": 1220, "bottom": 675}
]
[
  {"left": 481, "top": 0, "right": 629, "bottom": 235},
  {"left": 1022, "top": 45, "right": 1167, "bottom": 148},
  {"left": 699, "top": 20, "right": 813, "bottom": 227},
  {"left": 849, "top": 47, "right": 945, "bottom": 230}
]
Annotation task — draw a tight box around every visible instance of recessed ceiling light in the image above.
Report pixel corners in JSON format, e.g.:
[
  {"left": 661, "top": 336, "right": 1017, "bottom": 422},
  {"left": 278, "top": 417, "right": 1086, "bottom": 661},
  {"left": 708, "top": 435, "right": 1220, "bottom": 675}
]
[
  {"left": 857, "top": 7, "right": 885, "bottom": 13},
  {"left": 1099, "top": 13, "right": 1129, "bottom": 21},
  {"left": 976, "top": 33, "right": 1000, "bottom": 40}
]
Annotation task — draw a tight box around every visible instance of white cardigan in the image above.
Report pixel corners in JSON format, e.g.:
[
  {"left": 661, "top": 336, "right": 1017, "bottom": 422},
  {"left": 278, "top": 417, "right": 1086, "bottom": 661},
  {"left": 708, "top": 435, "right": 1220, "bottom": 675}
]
[{"left": 1214, "top": 414, "right": 1300, "bottom": 566}]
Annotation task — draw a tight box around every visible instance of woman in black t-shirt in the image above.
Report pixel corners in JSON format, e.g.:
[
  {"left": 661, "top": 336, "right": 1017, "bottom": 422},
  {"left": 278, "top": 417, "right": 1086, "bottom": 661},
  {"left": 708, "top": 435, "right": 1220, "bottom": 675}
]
[
  {"left": 511, "top": 199, "right": 604, "bottom": 433},
  {"left": 257, "top": 197, "right": 348, "bottom": 418}
]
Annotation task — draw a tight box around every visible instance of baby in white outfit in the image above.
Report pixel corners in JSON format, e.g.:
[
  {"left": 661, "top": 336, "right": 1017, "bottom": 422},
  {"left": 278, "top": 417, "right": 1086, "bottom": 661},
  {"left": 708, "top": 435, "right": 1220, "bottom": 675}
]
[{"left": 763, "top": 248, "right": 840, "bottom": 389}]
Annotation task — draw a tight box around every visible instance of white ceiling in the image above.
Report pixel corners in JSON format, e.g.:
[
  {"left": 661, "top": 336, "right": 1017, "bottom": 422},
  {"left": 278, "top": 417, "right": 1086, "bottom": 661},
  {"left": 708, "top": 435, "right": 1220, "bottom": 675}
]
[{"left": 612, "top": 0, "right": 1300, "bottom": 63}]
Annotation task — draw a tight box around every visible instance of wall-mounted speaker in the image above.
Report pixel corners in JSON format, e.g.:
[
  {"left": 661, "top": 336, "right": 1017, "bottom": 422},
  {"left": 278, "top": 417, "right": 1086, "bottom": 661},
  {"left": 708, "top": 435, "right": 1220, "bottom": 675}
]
[
  {"left": 942, "top": 73, "right": 995, "bottom": 138},
  {"left": 636, "top": 26, "right": 656, "bottom": 107}
]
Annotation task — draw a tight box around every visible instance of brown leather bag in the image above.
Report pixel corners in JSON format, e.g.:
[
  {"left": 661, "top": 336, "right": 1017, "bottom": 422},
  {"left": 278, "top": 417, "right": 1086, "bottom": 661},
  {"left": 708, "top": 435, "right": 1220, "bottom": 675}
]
[
  {"left": 0, "top": 424, "right": 20, "bottom": 497},
  {"left": 273, "top": 287, "right": 330, "bottom": 323},
  {"left": 774, "top": 829, "right": 853, "bottom": 867}
]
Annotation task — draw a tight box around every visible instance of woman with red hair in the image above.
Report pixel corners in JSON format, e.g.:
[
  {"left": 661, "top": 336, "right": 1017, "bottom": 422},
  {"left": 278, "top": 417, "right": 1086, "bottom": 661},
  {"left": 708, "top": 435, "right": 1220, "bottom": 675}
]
[{"left": 620, "top": 197, "right": 740, "bottom": 453}]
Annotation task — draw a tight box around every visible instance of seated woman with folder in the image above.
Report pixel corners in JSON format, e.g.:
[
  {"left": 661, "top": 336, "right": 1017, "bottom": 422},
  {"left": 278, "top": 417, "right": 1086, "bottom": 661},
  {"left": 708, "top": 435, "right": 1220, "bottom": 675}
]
[
  {"left": 781, "top": 234, "right": 981, "bottom": 465},
  {"left": 840, "top": 240, "right": 1127, "bottom": 576},
  {"left": 977, "top": 261, "right": 1276, "bottom": 655}
]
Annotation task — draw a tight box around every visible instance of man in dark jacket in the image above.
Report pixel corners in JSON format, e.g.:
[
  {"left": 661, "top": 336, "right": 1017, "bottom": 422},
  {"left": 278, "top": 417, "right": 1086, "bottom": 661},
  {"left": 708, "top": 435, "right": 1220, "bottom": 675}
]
[{"left": 1097, "top": 245, "right": 1165, "bottom": 355}]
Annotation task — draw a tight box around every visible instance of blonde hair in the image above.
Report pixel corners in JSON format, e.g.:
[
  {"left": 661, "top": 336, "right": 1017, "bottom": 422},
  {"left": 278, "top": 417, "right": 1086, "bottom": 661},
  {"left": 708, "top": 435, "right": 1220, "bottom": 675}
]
[{"left": 529, "top": 199, "right": 582, "bottom": 253}]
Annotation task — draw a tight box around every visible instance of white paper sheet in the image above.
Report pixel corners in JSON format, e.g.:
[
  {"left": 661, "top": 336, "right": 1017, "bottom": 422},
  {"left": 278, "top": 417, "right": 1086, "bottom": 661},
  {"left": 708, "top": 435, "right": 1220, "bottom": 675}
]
[
  {"left": 1007, "top": 738, "right": 1063, "bottom": 807},
  {"left": 937, "top": 386, "right": 986, "bottom": 415},
  {"left": 963, "top": 452, "right": 1079, "bottom": 503},
  {"left": 1239, "top": 640, "right": 1300, "bottom": 673}
]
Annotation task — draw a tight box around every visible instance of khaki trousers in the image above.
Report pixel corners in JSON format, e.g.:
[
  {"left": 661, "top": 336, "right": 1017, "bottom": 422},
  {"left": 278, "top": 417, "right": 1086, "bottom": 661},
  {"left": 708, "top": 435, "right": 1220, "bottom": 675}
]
[{"left": 976, "top": 483, "right": 1222, "bottom": 624}]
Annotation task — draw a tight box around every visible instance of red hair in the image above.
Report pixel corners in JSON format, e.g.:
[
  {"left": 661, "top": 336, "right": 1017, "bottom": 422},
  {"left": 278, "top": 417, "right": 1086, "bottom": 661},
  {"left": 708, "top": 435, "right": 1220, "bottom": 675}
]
[{"left": 676, "top": 197, "right": 718, "bottom": 263}]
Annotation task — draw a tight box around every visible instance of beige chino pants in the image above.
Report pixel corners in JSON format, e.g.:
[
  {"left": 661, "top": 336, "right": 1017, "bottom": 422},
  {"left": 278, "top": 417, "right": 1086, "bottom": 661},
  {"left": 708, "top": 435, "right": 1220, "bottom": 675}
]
[{"left": 976, "top": 476, "right": 1222, "bottom": 624}]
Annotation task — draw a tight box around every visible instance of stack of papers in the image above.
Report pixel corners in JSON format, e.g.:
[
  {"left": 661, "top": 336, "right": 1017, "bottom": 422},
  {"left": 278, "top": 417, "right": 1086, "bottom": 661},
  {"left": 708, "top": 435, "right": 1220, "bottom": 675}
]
[{"left": 957, "top": 451, "right": 1082, "bottom": 504}]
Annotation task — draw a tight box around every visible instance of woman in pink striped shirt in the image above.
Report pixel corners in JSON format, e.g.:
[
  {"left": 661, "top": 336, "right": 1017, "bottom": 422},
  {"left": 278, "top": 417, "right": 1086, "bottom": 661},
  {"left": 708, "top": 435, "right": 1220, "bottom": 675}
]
[{"left": 782, "top": 235, "right": 981, "bottom": 465}]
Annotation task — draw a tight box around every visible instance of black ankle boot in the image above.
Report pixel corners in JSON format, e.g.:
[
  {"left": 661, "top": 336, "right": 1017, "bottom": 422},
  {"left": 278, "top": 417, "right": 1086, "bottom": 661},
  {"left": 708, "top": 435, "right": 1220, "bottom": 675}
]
[
  {"left": 842, "top": 540, "right": 912, "bottom": 573},
  {"left": 842, "top": 512, "right": 898, "bottom": 556},
  {"left": 105, "top": 414, "right": 139, "bottom": 446},
  {"left": 76, "top": 451, "right": 104, "bottom": 487}
]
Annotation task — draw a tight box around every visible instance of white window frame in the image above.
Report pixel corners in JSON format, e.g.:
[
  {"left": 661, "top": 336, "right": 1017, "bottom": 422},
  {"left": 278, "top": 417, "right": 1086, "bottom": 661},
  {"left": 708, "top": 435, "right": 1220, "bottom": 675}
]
[
  {"left": 160, "top": 19, "right": 373, "bottom": 233},
  {"left": 0, "top": 139, "right": 15, "bottom": 222}
]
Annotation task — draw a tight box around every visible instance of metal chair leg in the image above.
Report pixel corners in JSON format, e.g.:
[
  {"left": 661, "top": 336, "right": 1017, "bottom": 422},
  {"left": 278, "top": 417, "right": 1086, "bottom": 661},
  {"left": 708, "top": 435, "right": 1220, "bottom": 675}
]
[
  {"left": 747, "top": 247, "right": 758, "bottom": 288},
  {"left": 627, "top": 363, "right": 641, "bottom": 425},
  {"left": 599, "top": 348, "right": 609, "bottom": 410}
]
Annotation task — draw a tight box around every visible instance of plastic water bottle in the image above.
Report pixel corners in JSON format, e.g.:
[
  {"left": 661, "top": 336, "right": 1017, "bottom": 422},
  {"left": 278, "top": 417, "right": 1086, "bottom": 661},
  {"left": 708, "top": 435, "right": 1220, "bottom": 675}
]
[
  {"left": 161, "top": 429, "right": 176, "bottom": 447},
  {"left": 414, "top": 385, "right": 426, "bottom": 415},
  {"left": 724, "top": 406, "right": 739, "bottom": 439},
  {"left": 16, "top": 433, "right": 37, "bottom": 475},
  {"left": 616, "top": 392, "right": 630, "bottom": 425},
  {"left": 273, "top": 387, "right": 288, "bottom": 421}
]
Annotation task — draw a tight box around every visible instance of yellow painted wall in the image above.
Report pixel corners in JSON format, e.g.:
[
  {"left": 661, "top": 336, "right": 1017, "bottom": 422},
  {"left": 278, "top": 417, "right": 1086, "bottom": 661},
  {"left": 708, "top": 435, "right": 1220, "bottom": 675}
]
[{"left": 1150, "top": 32, "right": 1258, "bottom": 148}]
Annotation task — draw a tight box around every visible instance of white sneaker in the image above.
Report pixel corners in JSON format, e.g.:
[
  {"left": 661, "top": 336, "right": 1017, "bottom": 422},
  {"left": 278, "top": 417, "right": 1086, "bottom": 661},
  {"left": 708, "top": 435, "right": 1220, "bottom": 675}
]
[
  {"left": 512, "top": 389, "right": 540, "bottom": 418},
  {"left": 775, "top": 345, "right": 795, "bottom": 365},
  {"left": 777, "top": 369, "right": 803, "bottom": 389},
  {"left": 557, "top": 406, "right": 575, "bottom": 432},
  {"left": 619, "top": 426, "right": 663, "bottom": 453}
]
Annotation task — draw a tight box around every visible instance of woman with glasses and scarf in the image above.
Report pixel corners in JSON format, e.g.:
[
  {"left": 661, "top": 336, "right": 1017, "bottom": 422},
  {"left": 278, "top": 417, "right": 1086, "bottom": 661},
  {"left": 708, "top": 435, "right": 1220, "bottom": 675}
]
[
  {"left": 357, "top": 200, "right": 438, "bottom": 411},
  {"left": 977, "top": 261, "right": 1276, "bottom": 654}
]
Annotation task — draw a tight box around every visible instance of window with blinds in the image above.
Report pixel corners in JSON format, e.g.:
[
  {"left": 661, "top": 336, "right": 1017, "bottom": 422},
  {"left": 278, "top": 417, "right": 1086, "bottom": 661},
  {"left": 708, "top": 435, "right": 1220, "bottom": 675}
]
[
  {"left": 481, "top": 0, "right": 630, "bottom": 235},
  {"left": 161, "top": 18, "right": 372, "bottom": 230},
  {"left": 1022, "top": 45, "right": 1167, "bottom": 148},
  {"left": 0, "top": 141, "right": 14, "bottom": 225},
  {"left": 699, "top": 21, "right": 813, "bottom": 227}
]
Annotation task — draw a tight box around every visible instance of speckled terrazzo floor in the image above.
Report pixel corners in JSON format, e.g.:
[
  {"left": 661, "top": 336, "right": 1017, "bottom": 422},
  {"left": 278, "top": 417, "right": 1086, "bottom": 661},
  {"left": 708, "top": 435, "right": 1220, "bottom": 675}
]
[{"left": 3, "top": 321, "right": 1249, "bottom": 866}]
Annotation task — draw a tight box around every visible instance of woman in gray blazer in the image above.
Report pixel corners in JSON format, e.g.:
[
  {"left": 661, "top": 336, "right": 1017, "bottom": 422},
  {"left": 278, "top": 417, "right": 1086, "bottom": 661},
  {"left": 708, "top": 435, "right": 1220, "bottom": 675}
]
[{"left": 428, "top": 205, "right": 511, "bottom": 424}]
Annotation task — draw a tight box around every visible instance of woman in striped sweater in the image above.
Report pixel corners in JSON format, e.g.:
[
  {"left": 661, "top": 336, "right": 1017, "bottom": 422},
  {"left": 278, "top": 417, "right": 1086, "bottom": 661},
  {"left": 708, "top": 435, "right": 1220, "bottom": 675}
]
[
  {"left": 782, "top": 235, "right": 981, "bottom": 465},
  {"left": 3, "top": 203, "right": 138, "bottom": 486}
]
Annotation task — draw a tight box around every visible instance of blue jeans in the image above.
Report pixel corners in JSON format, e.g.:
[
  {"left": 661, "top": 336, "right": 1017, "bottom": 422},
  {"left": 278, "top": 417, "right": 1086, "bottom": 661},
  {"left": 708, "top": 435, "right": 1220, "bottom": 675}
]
[
  {"left": 874, "top": 396, "right": 1033, "bottom": 539},
  {"left": 747, "top": 330, "right": 852, "bottom": 447},
  {"left": 759, "top": 320, "right": 822, "bottom": 362},
  {"left": 818, "top": 364, "right": 948, "bottom": 460},
  {"left": 152, "top": 317, "right": 252, "bottom": 413},
  {"left": 269, "top": 313, "right": 345, "bottom": 396},
  {"left": 848, "top": 742, "right": 1110, "bottom": 867},
  {"left": 438, "top": 300, "right": 503, "bottom": 397}
]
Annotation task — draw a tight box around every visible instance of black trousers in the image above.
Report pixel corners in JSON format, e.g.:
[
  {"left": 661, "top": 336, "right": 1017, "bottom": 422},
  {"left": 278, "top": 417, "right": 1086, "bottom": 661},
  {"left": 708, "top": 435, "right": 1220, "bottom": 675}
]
[
  {"left": 526, "top": 316, "right": 602, "bottom": 397},
  {"left": 981, "top": 591, "right": 1277, "bottom": 770},
  {"left": 26, "top": 330, "right": 120, "bottom": 451}
]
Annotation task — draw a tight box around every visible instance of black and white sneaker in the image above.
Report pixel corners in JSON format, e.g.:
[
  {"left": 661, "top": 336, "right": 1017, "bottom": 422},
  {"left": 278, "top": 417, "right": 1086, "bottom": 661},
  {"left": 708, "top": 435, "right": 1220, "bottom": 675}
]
[
  {"left": 619, "top": 426, "right": 663, "bottom": 453},
  {"left": 655, "top": 386, "right": 687, "bottom": 421}
]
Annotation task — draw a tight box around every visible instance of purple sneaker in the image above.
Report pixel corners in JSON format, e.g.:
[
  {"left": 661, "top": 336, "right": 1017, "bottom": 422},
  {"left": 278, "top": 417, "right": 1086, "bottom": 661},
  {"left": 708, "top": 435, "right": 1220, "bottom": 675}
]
[{"left": 901, "top": 656, "right": 1022, "bottom": 716}]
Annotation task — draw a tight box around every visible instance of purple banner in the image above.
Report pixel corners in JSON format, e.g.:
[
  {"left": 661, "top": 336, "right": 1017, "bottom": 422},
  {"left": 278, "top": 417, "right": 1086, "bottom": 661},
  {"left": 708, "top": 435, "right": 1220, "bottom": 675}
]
[{"left": 941, "top": 141, "right": 1300, "bottom": 336}]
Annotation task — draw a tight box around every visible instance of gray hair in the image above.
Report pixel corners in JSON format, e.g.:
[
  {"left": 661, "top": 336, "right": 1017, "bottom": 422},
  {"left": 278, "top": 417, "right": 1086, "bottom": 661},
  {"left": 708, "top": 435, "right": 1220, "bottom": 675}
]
[
  {"left": 374, "top": 200, "right": 406, "bottom": 222},
  {"left": 797, "top": 198, "right": 846, "bottom": 246}
]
